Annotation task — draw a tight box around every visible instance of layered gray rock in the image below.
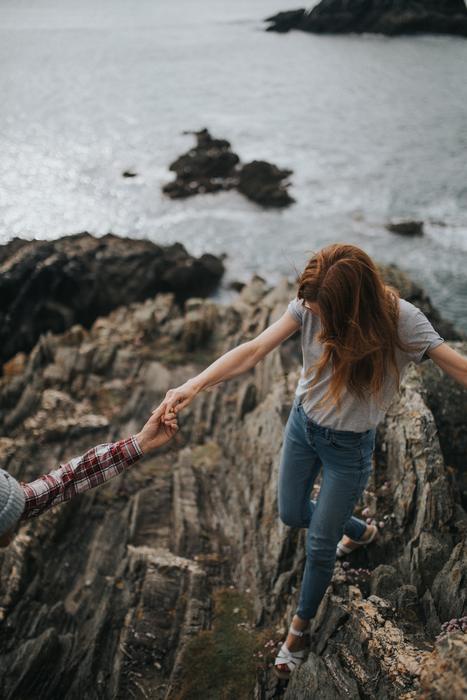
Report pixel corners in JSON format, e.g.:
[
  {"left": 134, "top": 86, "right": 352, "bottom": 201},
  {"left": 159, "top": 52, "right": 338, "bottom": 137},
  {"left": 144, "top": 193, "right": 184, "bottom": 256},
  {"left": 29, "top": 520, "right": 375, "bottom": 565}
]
[
  {"left": 0, "top": 276, "right": 465, "bottom": 698},
  {"left": 417, "top": 345, "right": 467, "bottom": 506}
]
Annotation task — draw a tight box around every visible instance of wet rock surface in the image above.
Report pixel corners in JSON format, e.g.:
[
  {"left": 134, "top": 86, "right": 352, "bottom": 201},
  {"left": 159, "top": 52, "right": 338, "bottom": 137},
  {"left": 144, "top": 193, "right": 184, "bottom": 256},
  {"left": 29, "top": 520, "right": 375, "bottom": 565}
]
[
  {"left": 163, "top": 129, "right": 294, "bottom": 207},
  {"left": 0, "top": 273, "right": 465, "bottom": 698},
  {"left": 0, "top": 232, "right": 224, "bottom": 368},
  {"left": 265, "top": 0, "right": 467, "bottom": 36}
]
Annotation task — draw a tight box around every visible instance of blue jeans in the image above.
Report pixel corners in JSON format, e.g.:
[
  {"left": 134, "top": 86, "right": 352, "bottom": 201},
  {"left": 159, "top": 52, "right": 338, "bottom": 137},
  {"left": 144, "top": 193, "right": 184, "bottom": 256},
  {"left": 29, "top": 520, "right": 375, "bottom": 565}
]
[{"left": 278, "top": 398, "right": 376, "bottom": 620}]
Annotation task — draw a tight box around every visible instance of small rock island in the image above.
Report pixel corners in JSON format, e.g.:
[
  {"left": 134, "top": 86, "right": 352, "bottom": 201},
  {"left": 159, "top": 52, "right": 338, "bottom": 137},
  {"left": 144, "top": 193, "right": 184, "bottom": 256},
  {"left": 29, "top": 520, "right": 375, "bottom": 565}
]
[
  {"left": 265, "top": 0, "right": 467, "bottom": 37},
  {"left": 163, "top": 128, "right": 294, "bottom": 208}
]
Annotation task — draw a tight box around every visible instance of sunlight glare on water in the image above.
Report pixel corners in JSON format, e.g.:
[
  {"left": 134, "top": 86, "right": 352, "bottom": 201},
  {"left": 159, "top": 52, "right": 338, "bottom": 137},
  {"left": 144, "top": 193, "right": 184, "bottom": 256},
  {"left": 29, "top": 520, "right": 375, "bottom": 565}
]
[{"left": 0, "top": 0, "right": 466, "bottom": 328}]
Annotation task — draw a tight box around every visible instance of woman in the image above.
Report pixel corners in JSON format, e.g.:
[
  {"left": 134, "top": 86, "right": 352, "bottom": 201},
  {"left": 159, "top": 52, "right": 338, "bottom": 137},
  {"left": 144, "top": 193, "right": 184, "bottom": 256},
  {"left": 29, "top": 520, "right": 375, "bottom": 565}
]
[{"left": 158, "top": 243, "right": 467, "bottom": 679}]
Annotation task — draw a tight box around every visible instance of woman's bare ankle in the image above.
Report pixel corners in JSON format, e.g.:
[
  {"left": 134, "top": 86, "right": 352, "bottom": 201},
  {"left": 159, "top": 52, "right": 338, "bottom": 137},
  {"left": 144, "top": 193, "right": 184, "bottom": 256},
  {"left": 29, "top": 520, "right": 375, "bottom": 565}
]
[
  {"left": 292, "top": 614, "right": 309, "bottom": 632},
  {"left": 285, "top": 615, "right": 310, "bottom": 652}
]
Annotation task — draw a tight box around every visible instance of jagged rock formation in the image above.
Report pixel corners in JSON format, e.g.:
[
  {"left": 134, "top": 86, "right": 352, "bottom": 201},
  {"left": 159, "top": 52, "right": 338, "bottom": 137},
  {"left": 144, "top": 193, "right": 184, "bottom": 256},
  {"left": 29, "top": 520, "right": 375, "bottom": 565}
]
[
  {"left": 0, "top": 274, "right": 465, "bottom": 698},
  {"left": 0, "top": 232, "right": 224, "bottom": 368},
  {"left": 417, "top": 358, "right": 467, "bottom": 507},
  {"left": 265, "top": 1, "right": 467, "bottom": 37},
  {"left": 163, "top": 129, "right": 294, "bottom": 207}
]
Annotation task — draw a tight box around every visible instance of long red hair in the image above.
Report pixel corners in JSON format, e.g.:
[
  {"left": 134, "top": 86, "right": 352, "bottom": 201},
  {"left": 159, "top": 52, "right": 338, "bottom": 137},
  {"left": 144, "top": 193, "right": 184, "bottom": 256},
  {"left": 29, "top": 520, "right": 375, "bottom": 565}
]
[{"left": 297, "top": 243, "right": 416, "bottom": 410}]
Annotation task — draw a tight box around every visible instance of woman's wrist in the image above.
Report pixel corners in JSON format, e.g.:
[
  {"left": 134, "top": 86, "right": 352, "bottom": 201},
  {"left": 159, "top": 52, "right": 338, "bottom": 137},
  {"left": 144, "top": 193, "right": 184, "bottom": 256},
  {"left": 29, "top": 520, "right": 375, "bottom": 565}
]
[
  {"left": 187, "top": 377, "right": 204, "bottom": 395},
  {"left": 134, "top": 432, "right": 148, "bottom": 455}
]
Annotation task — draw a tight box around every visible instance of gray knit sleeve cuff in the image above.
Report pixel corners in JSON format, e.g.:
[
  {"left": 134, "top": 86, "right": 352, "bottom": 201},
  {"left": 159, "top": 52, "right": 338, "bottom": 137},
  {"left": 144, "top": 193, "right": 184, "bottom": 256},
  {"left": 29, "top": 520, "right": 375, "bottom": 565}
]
[{"left": 0, "top": 469, "right": 26, "bottom": 537}]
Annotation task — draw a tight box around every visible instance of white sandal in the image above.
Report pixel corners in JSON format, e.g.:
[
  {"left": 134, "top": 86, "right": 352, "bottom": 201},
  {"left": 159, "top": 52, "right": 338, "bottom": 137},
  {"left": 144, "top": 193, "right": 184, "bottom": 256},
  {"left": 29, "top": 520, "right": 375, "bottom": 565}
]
[
  {"left": 336, "top": 523, "right": 378, "bottom": 558},
  {"left": 273, "top": 625, "right": 309, "bottom": 679}
]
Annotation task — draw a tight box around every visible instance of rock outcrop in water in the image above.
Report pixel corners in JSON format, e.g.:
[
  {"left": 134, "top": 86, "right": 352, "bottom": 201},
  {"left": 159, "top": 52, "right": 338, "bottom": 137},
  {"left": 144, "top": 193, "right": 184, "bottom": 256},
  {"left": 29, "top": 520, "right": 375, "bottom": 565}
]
[
  {"left": 265, "top": 1, "right": 467, "bottom": 37},
  {"left": 0, "top": 232, "right": 224, "bottom": 369},
  {"left": 0, "top": 259, "right": 466, "bottom": 698},
  {"left": 238, "top": 161, "right": 294, "bottom": 208},
  {"left": 163, "top": 129, "right": 295, "bottom": 207},
  {"left": 386, "top": 220, "right": 424, "bottom": 237}
]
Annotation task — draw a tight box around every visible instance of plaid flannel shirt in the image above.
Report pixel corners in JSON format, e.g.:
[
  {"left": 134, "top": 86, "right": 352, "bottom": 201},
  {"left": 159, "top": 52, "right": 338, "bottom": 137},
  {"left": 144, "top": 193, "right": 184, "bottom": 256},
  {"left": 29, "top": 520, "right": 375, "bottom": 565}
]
[{"left": 20, "top": 436, "right": 142, "bottom": 521}]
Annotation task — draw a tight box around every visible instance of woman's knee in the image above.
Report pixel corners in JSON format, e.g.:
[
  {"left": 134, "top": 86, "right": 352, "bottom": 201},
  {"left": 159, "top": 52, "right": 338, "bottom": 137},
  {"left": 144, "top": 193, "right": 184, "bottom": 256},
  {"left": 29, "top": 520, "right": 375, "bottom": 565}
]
[{"left": 279, "top": 506, "right": 305, "bottom": 528}]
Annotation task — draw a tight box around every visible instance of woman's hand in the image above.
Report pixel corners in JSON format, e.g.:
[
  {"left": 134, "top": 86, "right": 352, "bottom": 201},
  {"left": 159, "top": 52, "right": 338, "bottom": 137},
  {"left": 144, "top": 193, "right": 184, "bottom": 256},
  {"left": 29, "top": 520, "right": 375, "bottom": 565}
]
[
  {"left": 136, "top": 405, "right": 179, "bottom": 453},
  {"left": 155, "top": 311, "right": 299, "bottom": 423},
  {"left": 159, "top": 380, "right": 200, "bottom": 422}
]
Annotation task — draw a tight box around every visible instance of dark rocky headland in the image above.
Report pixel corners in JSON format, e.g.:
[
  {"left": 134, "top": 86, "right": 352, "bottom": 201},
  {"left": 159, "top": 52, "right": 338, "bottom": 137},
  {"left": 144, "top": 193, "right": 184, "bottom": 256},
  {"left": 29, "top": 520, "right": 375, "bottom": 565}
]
[
  {"left": 0, "top": 232, "right": 224, "bottom": 369},
  {"left": 265, "top": 1, "right": 467, "bottom": 36},
  {"left": 0, "top": 240, "right": 466, "bottom": 698},
  {"left": 163, "top": 129, "right": 294, "bottom": 208}
]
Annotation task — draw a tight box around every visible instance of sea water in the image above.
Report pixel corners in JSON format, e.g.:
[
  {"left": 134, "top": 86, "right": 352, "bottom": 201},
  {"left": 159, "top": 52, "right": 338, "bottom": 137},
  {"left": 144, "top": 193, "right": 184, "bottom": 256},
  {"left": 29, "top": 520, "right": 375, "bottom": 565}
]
[{"left": 1, "top": 0, "right": 466, "bottom": 329}]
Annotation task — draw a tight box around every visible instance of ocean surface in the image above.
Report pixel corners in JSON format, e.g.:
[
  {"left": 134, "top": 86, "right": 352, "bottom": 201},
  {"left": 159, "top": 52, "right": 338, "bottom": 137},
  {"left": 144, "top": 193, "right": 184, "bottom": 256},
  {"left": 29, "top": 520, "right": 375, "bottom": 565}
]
[{"left": 1, "top": 0, "right": 466, "bottom": 330}]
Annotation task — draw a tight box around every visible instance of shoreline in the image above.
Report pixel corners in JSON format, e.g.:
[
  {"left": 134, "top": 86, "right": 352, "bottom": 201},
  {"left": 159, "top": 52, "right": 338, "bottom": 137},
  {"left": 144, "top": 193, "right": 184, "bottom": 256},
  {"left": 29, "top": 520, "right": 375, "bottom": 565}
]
[{"left": 1, "top": 231, "right": 464, "bottom": 372}]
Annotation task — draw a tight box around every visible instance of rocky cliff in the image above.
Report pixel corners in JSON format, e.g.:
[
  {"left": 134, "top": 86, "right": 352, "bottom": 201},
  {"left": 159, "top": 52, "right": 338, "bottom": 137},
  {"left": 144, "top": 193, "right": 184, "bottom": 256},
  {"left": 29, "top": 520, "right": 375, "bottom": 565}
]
[
  {"left": 265, "top": 1, "right": 467, "bottom": 36},
  {"left": 0, "top": 232, "right": 224, "bottom": 368},
  {"left": 0, "top": 272, "right": 466, "bottom": 699}
]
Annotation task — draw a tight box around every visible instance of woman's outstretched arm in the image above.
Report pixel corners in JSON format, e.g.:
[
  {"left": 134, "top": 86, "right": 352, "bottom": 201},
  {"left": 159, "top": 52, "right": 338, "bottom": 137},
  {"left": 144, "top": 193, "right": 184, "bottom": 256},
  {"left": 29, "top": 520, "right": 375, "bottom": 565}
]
[
  {"left": 426, "top": 342, "right": 467, "bottom": 388},
  {"left": 161, "top": 310, "right": 300, "bottom": 417}
]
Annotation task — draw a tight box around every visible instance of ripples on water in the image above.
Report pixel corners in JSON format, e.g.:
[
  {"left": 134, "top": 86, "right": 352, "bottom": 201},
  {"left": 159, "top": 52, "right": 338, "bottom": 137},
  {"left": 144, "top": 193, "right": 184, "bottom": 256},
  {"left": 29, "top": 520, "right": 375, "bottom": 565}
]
[{"left": 0, "top": 0, "right": 466, "bottom": 329}]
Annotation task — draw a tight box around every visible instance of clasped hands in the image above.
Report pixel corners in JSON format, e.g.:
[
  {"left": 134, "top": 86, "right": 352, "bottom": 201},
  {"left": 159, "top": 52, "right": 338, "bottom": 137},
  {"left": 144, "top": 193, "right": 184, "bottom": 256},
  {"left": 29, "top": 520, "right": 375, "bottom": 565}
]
[
  {"left": 136, "top": 381, "right": 199, "bottom": 454},
  {"left": 135, "top": 404, "right": 178, "bottom": 454},
  {"left": 155, "top": 379, "right": 199, "bottom": 424}
]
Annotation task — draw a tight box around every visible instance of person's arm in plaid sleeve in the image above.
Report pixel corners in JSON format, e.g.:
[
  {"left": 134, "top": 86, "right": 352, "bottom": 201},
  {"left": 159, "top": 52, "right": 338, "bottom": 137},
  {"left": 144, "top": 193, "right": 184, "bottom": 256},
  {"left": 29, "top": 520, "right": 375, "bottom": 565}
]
[
  {"left": 20, "top": 436, "right": 142, "bottom": 520},
  {"left": 19, "top": 406, "right": 178, "bottom": 522}
]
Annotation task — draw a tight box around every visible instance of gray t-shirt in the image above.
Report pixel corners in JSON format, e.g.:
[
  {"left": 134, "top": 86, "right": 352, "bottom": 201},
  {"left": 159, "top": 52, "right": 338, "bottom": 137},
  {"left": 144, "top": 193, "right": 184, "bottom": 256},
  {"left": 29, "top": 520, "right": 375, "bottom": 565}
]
[{"left": 287, "top": 297, "right": 444, "bottom": 432}]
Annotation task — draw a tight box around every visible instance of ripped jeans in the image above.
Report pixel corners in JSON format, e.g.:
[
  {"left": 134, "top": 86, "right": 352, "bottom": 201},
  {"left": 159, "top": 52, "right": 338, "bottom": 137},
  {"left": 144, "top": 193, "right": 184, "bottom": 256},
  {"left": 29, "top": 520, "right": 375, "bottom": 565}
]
[{"left": 278, "top": 398, "right": 375, "bottom": 620}]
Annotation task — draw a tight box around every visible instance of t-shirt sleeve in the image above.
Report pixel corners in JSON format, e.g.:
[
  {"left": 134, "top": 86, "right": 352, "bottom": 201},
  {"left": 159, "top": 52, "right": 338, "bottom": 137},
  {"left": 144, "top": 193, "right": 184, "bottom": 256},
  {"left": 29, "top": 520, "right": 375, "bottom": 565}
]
[
  {"left": 287, "top": 297, "right": 305, "bottom": 325},
  {"left": 401, "top": 303, "right": 445, "bottom": 364}
]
